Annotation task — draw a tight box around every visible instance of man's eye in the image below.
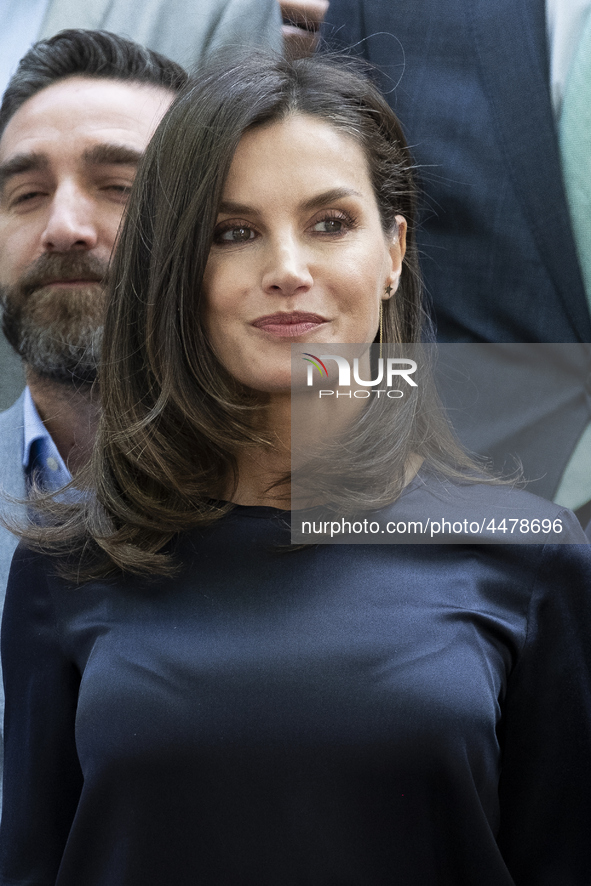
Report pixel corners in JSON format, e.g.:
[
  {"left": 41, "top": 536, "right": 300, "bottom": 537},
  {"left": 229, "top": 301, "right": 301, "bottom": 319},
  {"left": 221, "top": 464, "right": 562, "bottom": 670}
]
[
  {"left": 102, "top": 184, "right": 133, "bottom": 200},
  {"left": 12, "top": 190, "right": 44, "bottom": 206},
  {"left": 216, "top": 225, "right": 256, "bottom": 243}
]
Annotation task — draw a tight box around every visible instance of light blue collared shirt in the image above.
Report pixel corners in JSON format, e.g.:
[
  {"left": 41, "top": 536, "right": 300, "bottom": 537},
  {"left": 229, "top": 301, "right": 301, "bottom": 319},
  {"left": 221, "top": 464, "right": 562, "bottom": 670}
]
[{"left": 22, "top": 387, "right": 71, "bottom": 491}]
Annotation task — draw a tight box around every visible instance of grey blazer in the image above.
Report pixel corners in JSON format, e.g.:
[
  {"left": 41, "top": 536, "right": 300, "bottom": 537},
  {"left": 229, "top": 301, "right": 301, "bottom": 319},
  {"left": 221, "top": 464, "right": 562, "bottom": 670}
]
[
  {"left": 38, "top": 0, "right": 283, "bottom": 71},
  {"left": 0, "top": 393, "right": 27, "bottom": 814}
]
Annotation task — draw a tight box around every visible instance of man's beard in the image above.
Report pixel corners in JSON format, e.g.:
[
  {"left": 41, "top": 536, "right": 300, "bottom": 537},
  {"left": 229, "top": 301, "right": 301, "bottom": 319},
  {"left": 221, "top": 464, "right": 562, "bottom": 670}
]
[{"left": 0, "top": 253, "right": 107, "bottom": 386}]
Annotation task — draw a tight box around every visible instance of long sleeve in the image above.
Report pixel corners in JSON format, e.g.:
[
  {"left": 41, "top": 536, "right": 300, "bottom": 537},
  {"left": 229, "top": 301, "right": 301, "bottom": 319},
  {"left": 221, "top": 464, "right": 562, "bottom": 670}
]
[
  {"left": 498, "top": 543, "right": 591, "bottom": 884},
  {"left": 1, "top": 499, "right": 590, "bottom": 884},
  {"left": 0, "top": 545, "right": 82, "bottom": 885}
]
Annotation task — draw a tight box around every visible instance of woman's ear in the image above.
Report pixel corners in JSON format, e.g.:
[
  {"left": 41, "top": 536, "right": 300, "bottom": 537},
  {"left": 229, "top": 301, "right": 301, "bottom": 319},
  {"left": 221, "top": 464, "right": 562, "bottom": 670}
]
[{"left": 384, "top": 215, "right": 408, "bottom": 297}]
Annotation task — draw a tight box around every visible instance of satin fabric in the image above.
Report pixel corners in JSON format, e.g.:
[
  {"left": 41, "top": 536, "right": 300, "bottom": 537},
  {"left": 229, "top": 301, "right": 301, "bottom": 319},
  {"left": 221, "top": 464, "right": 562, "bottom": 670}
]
[{"left": 1, "top": 478, "right": 591, "bottom": 885}]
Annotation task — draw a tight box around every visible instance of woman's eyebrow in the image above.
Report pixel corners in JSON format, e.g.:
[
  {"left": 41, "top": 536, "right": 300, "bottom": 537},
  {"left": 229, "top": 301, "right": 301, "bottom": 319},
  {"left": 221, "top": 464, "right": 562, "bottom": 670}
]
[
  {"left": 300, "top": 187, "right": 363, "bottom": 211},
  {"left": 218, "top": 188, "right": 363, "bottom": 217},
  {"left": 217, "top": 199, "right": 256, "bottom": 215}
]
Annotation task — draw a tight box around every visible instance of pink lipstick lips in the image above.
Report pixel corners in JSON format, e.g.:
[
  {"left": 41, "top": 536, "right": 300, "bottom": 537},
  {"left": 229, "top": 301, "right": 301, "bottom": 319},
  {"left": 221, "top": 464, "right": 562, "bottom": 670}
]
[{"left": 251, "top": 312, "right": 327, "bottom": 338}]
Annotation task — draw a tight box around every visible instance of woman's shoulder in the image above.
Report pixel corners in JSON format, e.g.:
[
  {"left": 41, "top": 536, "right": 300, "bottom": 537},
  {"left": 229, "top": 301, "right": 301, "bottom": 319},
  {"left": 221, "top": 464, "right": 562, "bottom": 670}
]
[
  {"left": 387, "top": 469, "right": 589, "bottom": 544},
  {"left": 7, "top": 540, "right": 54, "bottom": 589},
  {"left": 5, "top": 539, "right": 130, "bottom": 602}
]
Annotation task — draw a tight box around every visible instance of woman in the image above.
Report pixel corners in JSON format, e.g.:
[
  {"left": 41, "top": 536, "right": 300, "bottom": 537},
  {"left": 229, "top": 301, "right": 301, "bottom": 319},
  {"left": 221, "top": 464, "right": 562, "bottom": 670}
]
[{"left": 1, "top": 52, "right": 590, "bottom": 885}]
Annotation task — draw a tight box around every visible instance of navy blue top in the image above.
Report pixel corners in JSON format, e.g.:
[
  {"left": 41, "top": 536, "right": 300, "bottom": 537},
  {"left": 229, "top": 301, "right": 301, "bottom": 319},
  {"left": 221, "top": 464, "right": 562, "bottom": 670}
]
[{"left": 1, "top": 479, "right": 591, "bottom": 885}]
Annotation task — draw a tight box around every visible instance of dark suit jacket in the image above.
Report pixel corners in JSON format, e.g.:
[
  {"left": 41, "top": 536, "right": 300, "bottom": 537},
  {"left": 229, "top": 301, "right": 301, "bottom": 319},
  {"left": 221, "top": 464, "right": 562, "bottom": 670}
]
[{"left": 322, "top": 0, "right": 591, "bottom": 498}]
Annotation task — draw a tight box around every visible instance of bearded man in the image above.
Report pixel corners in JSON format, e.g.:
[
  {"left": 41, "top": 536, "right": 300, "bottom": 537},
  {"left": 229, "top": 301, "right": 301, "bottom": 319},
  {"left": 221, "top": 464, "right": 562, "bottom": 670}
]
[
  {"left": 0, "top": 28, "right": 186, "bottom": 809},
  {"left": 0, "top": 29, "right": 184, "bottom": 498}
]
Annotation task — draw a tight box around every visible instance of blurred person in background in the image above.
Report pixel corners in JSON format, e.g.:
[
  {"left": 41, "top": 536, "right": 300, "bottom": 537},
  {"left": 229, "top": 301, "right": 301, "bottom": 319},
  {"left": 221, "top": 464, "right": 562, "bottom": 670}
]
[
  {"left": 281, "top": 0, "right": 329, "bottom": 58},
  {"left": 0, "top": 27, "right": 187, "bottom": 808},
  {"left": 322, "top": 1, "right": 591, "bottom": 519}
]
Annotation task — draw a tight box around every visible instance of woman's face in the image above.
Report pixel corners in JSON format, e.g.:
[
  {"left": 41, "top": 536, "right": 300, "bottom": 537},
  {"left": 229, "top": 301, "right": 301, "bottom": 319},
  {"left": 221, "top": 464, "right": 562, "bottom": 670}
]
[{"left": 202, "top": 114, "right": 406, "bottom": 392}]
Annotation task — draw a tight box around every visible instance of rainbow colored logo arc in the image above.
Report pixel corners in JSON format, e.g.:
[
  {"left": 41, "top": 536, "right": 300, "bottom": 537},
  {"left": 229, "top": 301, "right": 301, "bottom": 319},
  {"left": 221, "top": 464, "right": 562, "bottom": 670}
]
[{"left": 302, "top": 353, "right": 328, "bottom": 377}]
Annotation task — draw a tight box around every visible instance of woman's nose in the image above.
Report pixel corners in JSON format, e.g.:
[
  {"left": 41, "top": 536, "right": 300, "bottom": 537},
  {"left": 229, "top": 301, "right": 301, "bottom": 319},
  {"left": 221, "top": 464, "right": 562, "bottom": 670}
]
[{"left": 261, "top": 237, "right": 313, "bottom": 296}]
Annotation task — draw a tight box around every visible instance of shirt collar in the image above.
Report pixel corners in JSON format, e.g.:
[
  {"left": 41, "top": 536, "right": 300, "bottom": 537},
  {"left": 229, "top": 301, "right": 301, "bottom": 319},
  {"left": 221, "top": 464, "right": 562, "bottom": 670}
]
[{"left": 22, "top": 386, "right": 71, "bottom": 485}]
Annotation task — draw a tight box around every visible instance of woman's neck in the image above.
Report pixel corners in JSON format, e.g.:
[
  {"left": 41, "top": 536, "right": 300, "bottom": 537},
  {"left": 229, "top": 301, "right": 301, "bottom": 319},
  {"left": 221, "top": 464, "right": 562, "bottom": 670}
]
[
  {"left": 229, "top": 391, "right": 292, "bottom": 508},
  {"left": 227, "top": 387, "right": 369, "bottom": 508}
]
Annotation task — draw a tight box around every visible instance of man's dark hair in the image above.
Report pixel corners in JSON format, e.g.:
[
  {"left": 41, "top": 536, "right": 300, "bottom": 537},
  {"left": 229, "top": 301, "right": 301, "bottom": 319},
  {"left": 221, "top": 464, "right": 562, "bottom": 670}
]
[{"left": 0, "top": 28, "right": 187, "bottom": 138}]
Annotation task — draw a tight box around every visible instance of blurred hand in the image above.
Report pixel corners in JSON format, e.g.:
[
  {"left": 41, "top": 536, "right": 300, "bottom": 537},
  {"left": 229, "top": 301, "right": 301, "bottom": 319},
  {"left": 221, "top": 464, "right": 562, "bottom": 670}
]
[{"left": 280, "top": 0, "right": 329, "bottom": 59}]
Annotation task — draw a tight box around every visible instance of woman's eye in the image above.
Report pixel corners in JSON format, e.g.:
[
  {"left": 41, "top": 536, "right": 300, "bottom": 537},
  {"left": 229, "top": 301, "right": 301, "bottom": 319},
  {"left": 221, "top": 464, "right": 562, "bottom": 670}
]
[
  {"left": 217, "top": 225, "right": 256, "bottom": 243},
  {"left": 311, "top": 217, "right": 347, "bottom": 234}
]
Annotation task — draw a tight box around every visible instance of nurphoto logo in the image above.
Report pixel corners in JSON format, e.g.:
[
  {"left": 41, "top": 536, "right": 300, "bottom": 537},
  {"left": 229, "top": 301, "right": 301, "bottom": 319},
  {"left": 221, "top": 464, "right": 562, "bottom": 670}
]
[{"left": 302, "top": 352, "right": 418, "bottom": 398}]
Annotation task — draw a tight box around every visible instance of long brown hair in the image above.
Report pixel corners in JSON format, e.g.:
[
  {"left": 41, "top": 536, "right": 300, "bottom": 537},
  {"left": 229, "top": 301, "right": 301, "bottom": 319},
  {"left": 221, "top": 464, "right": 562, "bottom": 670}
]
[{"left": 27, "top": 52, "right": 481, "bottom": 578}]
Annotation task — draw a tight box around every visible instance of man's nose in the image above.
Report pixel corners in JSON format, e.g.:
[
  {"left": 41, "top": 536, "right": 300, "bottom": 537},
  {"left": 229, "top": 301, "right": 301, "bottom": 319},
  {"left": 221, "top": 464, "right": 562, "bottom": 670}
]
[
  {"left": 261, "top": 236, "right": 314, "bottom": 297},
  {"left": 40, "top": 183, "right": 99, "bottom": 253}
]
